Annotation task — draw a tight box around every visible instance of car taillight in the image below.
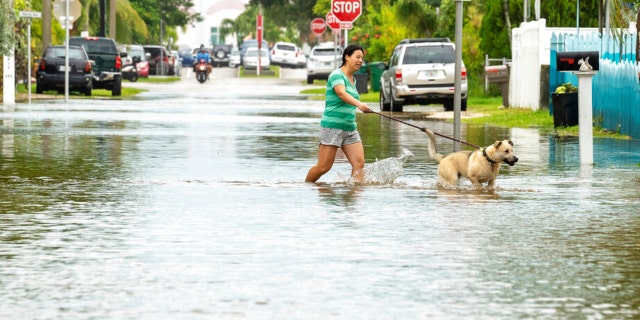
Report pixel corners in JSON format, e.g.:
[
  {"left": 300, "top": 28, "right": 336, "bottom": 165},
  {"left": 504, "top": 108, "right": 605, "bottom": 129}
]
[
  {"left": 85, "top": 61, "right": 92, "bottom": 72},
  {"left": 39, "top": 58, "right": 46, "bottom": 70},
  {"left": 115, "top": 55, "right": 122, "bottom": 69},
  {"left": 395, "top": 69, "right": 403, "bottom": 82},
  {"left": 461, "top": 68, "right": 467, "bottom": 80}
]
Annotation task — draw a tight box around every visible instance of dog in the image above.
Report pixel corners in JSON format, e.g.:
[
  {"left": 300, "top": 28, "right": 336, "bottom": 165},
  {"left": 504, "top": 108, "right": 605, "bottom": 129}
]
[{"left": 424, "top": 129, "right": 518, "bottom": 189}]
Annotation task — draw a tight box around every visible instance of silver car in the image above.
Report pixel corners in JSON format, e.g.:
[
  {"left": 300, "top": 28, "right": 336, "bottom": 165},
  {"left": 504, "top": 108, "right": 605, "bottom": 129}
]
[
  {"left": 306, "top": 43, "right": 342, "bottom": 84},
  {"left": 379, "top": 38, "right": 468, "bottom": 112}
]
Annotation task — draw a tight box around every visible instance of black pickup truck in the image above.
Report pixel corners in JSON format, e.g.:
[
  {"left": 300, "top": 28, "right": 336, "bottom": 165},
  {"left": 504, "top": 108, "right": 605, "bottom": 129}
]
[{"left": 69, "top": 36, "right": 126, "bottom": 96}]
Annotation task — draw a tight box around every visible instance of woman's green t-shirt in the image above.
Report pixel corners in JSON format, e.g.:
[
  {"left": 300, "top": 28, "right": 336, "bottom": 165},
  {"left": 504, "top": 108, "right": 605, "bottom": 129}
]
[{"left": 320, "top": 69, "right": 360, "bottom": 131}]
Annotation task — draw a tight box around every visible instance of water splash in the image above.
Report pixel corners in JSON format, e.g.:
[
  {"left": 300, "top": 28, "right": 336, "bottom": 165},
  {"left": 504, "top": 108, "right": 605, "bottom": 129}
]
[{"left": 341, "top": 149, "right": 414, "bottom": 185}]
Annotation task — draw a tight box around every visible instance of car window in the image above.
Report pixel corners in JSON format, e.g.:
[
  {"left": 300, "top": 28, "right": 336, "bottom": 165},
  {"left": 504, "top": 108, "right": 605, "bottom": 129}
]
[
  {"left": 46, "top": 47, "right": 85, "bottom": 59},
  {"left": 71, "top": 40, "right": 117, "bottom": 55},
  {"left": 403, "top": 46, "right": 454, "bottom": 64},
  {"left": 313, "top": 48, "right": 341, "bottom": 56},
  {"left": 276, "top": 44, "right": 296, "bottom": 51}
]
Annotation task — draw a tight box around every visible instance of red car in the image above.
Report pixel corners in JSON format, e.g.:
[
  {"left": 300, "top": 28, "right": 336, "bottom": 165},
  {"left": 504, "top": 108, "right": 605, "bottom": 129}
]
[{"left": 119, "top": 44, "right": 149, "bottom": 78}]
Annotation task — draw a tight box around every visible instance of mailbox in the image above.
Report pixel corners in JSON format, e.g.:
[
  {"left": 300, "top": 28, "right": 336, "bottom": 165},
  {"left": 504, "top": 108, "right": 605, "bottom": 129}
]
[
  {"left": 556, "top": 51, "right": 599, "bottom": 72},
  {"left": 485, "top": 65, "right": 509, "bottom": 83}
]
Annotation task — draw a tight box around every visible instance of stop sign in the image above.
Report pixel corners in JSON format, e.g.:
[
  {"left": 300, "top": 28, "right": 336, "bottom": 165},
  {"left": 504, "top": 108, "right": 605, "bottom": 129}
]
[
  {"left": 310, "top": 18, "right": 326, "bottom": 35},
  {"left": 325, "top": 12, "right": 341, "bottom": 31},
  {"left": 331, "top": 0, "right": 362, "bottom": 23}
]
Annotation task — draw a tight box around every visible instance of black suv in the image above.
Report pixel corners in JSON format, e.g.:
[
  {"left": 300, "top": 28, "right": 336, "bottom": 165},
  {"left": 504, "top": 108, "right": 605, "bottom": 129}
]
[
  {"left": 211, "top": 44, "right": 233, "bottom": 67},
  {"left": 68, "top": 36, "right": 126, "bottom": 96},
  {"left": 36, "top": 45, "right": 93, "bottom": 96}
]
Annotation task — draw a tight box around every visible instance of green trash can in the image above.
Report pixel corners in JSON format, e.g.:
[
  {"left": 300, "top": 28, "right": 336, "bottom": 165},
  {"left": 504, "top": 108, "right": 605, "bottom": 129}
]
[
  {"left": 368, "top": 61, "right": 386, "bottom": 92},
  {"left": 354, "top": 63, "right": 368, "bottom": 94}
]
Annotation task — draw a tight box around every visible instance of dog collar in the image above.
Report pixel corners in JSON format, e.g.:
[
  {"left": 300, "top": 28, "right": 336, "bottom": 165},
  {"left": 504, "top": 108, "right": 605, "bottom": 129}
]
[{"left": 482, "top": 148, "right": 497, "bottom": 164}]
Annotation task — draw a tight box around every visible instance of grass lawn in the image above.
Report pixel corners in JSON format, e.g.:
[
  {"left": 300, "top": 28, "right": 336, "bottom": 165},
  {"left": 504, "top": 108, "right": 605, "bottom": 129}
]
[{"left": 300, "top": 83, "right": 630, "bottom": 140}]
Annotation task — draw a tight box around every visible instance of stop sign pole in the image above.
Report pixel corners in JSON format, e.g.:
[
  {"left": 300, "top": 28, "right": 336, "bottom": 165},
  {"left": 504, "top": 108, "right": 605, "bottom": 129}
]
[
  {"left": 331, "top": 0, "right": 361, "bottom": 47},
  {"left": 256, "top": 12, "right": 263, "bottom": 76}
]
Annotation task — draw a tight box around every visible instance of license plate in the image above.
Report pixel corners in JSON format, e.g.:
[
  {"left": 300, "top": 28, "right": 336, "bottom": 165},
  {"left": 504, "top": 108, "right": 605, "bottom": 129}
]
[
  {"left": 59, "top": 65, "right": 68, "bottom": 72},
  {"left": 418, "top": 70, "right": 442, "bottom": 79},
  {"left": 324, "top": 61, "right": 332, "bottom": 66}
]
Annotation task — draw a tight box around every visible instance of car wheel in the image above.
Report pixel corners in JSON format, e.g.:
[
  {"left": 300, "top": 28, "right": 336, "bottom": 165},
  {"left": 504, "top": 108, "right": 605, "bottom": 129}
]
[
  {"left": 390, "top": 89, "right": 403, "bottom": 112},
  {"left": 380, "top": 88, "right": 390, "bottom": 111},
  {"left": 36, "top": 83, "right": 44, "bottom": 94},
  {"left": 84, "top": 85, "right": 92, "bottom": 96},
  {"left": 306, "top": 76, "right": 313, "bottom": 85},
  {"left": 112, "top": 77, "right": 122, "bottom": 96},
  {"left": 461, "top": 98, "right": 468, "bottom": 111},
  {"left": 443, "top": 99, "right": 454, "bottom": 111}
]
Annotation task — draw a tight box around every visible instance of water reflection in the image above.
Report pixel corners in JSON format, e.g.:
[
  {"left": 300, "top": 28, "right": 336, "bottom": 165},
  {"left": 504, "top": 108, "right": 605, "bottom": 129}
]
[{"left": 1, "top": 87, "right": 640, "bottom": 318}]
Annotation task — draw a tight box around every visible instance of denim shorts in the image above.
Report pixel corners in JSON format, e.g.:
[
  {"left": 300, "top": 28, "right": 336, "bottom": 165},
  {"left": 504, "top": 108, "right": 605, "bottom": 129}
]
[{"left": 318, "top": 127, "right": 362, "bottom": 147}]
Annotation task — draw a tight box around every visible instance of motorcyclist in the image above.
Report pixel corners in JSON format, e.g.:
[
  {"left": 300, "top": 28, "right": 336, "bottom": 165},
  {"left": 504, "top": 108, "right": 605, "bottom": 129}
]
[{"left": 194, "top": 44, "right": 212, "bottom": 78}]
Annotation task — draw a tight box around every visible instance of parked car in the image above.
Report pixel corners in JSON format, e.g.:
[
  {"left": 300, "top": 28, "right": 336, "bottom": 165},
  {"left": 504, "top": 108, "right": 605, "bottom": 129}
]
[
  {"left": 142, "top": 45, "right": 175, "bottom": 76},
  {"left": 306, "top": 42, "right": 342, "bottom": 84},
  {"left": 171, "top": 50, "right": 182, "bottom": 76},
  {"left": 119, "top": 44, "right": 149, "bottom": 78},
  {"left": 36, "top": 45, "right": 93, "bottom": 96},
  {"left": 239, "top": 39, "right": 269, "bottom": 64},
  {"left": 228, "top": 47, "right": 241, "bottom": 68},
  {"left": 68, "top": 36, "right": 125, "bottom": 96},
  {"left": 295, "top": 46, "right": 307, "bottom": 69},
  {"left": 271, "top": 41, "right": 299, "bottom": 68},
  {"left": 211, "top": 44, "right": 233, "bottom": 67},
  {"left": 243, "top": 47, "right": 270, "bottom": 70},
  {"left": 178, "top": 47, "right": 195, "bottom": 67},
  {"left": 379, "top": 38, "right": 468, "bottom": 112}
]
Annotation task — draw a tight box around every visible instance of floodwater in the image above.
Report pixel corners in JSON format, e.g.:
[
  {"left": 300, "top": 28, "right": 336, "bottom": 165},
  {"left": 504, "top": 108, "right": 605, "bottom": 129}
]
[{"left": 1, "top": 68, "right": 639, "bottom": 319}]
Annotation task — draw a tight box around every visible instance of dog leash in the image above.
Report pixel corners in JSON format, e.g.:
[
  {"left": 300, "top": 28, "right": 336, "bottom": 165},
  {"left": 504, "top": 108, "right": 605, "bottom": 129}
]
[{"left": 370, "top": 110, "right": 481, "bottom": 149}]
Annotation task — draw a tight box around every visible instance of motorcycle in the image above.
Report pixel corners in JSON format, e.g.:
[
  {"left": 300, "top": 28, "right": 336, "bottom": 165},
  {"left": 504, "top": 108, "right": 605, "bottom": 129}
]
[
  {"left": 195, "top": 59, "right": 208, "bottom": 84},
  {"left": 122, "top": 56, "right": 141, "bottom": 82}
]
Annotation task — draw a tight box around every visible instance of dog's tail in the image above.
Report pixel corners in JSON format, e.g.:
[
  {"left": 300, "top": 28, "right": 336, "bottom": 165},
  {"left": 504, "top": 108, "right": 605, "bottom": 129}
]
[{"left": 424, "top": 128, "right": 445, "bottom": 163}]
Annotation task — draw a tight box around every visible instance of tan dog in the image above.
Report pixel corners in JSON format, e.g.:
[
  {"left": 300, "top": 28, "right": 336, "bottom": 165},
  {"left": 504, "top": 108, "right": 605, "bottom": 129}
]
[{"left": 425, "top": 129, "right": 518, "bottom": 189}]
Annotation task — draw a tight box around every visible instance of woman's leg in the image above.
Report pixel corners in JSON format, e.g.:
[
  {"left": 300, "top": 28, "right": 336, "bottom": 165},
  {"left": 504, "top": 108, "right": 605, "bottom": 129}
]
[
  {"left": 305, "top": 144, "right": 339, "bottom": 183},
  {"left": 341, "top": 142, "right": 366, "bottom": 183}
]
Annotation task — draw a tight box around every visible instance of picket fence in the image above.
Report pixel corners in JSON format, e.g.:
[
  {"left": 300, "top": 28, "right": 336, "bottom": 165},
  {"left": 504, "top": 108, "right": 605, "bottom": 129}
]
[{"left": 510, "top": 19, "right": 640, "bottom": 138}]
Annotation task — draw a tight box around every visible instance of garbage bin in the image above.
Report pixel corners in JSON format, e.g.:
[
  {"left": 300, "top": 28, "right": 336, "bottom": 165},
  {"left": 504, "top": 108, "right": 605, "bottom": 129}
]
[
  {"left": 354, "top": 63, "right": 368, "bottom": 94},
  {"left": 368, "top": 61, "right": 385, "bottom": 92},
  {"left": 551, "top": 92, "right": 578, "bottom": 127}
]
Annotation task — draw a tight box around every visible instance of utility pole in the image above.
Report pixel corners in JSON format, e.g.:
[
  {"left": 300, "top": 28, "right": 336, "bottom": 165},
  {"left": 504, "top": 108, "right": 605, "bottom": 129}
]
[
  {"left": 99, "top": 0, "right": 106, "bottom": 37},
  {"left": 109, "top": 0, "right": 116, "bottom": 39}
]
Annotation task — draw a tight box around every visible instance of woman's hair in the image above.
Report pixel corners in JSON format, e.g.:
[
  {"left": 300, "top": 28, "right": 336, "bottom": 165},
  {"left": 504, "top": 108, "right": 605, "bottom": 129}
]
[{"left": 340, "top": 44, "right": 364, "bottom": 67}]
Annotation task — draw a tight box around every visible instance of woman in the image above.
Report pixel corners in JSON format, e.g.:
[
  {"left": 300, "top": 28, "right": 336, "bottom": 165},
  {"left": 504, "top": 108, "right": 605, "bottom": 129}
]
[{"left": 305, "top": 45, "right": 372, "bottom": 183}]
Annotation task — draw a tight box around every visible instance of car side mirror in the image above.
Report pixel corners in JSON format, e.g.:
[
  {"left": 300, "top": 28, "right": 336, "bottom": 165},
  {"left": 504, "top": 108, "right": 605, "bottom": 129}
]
[{"left": 120, "top": 52, "right": 128, "bottom": 58}]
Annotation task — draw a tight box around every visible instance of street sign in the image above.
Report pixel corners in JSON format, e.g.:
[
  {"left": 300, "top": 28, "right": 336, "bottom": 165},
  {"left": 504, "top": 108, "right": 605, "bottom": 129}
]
[
  {"left": 326, "top": 12, "right": 341, "bottom": 31},
  {"left": 310, "top": 18, "right": 326, "bottom": 35},
  {"left": 331, "top": 0, "right": 362, "bottom": 23},
  {"left": 53, "top": 0, "right": 82, "bottom": 23},
  {"left": 19, "top": 11, "right": 42, "bottom": 18}
]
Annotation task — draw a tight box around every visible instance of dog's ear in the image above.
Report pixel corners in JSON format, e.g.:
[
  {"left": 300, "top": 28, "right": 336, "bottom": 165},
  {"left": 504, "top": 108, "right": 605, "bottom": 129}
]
[
  {"left": 508, "top": 140, "right": 513, "bottom": 146},
  {"left": 493, "top": 140, "right": 502, "bottom": 148}
]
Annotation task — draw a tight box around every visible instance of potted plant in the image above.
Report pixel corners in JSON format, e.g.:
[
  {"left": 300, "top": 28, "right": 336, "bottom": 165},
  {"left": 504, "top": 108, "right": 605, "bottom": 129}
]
[{"left": 552, "top": 82, "right": 579, "bottom": 127}]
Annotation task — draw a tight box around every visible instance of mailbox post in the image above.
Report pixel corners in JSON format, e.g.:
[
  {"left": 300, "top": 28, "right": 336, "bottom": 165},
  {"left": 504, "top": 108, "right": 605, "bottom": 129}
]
[
  {"left": 485, "top": 64, "right": 509, "bottom": 107},
  {"left": 556, "top": 51, "right": 599, "bottom": 165}
]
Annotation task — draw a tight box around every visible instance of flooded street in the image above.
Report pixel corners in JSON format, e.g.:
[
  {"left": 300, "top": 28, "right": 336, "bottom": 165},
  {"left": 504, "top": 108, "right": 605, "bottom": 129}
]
[{"left": 1, "top": 67, "right": 640, "bottom": 319}]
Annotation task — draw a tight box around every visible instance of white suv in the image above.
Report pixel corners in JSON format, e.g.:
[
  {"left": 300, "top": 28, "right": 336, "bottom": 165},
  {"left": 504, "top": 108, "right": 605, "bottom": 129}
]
[
  {"left": 306, "top": 43, "right": 343, "bottom": 84},
  {"left": 271, "top": 42, "right": 300, "bottom": 68},
  {"left": 379, "top": 38, "right": 467, "bottom": 112}
]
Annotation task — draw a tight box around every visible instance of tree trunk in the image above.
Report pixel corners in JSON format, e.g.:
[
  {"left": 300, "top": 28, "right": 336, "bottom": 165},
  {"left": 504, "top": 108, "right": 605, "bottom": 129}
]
[
  {"left": 42, "top": 0, "right": 51, "bottom": 49},
  {"left": 503, "top": 0, "right": 512, "bottom": 40}
]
